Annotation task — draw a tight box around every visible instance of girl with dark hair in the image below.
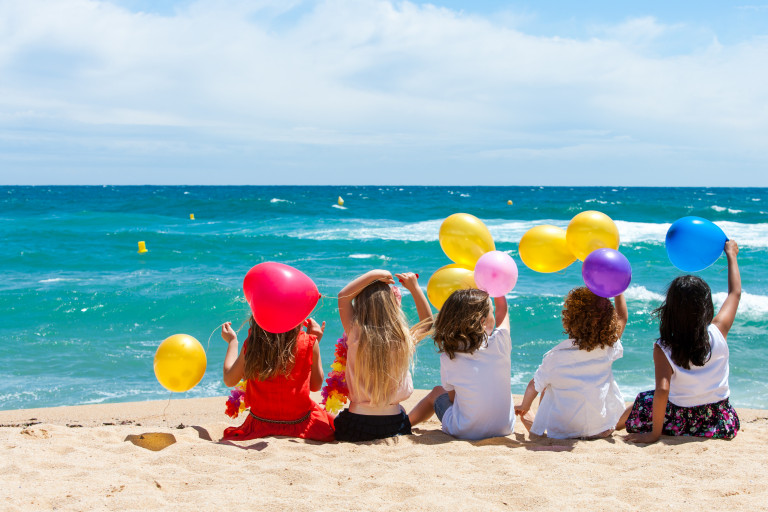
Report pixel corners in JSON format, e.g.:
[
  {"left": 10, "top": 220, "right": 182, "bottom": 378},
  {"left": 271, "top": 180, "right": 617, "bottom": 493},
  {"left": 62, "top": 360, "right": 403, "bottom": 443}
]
[
  {"left": 619, "top": 240, "right": 741, "bottom": 443},
  {"left": 408, "top": 289, "right": 515, "bottom": 440}
]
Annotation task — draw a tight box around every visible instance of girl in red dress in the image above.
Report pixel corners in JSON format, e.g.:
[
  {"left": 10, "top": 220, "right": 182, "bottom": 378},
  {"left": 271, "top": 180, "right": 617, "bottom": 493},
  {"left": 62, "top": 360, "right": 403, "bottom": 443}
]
[{"left": 220, "top": 316, "right": 335, "bottom": 442}]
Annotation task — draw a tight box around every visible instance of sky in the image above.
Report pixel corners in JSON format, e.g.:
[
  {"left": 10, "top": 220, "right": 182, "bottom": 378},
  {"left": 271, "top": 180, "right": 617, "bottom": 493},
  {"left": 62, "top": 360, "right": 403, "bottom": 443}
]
[{"left": 1, "top": 0, "right": 767, "bottom": 186}]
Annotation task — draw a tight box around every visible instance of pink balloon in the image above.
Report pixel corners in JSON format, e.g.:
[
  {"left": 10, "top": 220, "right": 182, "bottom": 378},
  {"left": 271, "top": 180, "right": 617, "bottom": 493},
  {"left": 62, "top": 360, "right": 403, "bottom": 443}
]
[
  {"left": 243, "top": 262, "right": 320, "bottom": 333},
  {"left": 474, "top": 251, "right": 519, "bottom": 297}
]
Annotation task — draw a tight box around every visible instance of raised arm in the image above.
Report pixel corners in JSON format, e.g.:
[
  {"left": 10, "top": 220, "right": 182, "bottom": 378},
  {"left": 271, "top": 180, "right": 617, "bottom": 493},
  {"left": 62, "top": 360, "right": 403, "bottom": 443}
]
[
  {"left": 221, "top": 321, "right": 245, "bottom": 387},
  {"left": 395, "top": 272, "right": 433, "bottom": 322},
  {"left": 494, "top": 296, "right": 510, "bottom": 331},
  {"left": 338, "top": 269, "right": 394, "bottom": 333},
  {"left": 712, "top": 240, "right": 741, "bottom": 339},
  {"left": 614, "top": 293, "right": 628, "bottom": 338},
  {"left": 305, "top": 318, "right": 326, "bottom": 392}
]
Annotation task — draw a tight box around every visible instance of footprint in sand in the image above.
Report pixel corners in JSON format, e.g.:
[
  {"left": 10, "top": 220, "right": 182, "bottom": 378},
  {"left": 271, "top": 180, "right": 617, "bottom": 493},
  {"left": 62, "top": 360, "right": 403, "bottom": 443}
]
[{"left": 20, "top": 428, "right": 51, "bottom": 439}]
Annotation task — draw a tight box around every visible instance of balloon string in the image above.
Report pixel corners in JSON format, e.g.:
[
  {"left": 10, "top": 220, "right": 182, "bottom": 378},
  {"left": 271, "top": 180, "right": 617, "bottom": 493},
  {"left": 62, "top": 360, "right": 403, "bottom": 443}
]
[{"left": 162, "top": 391, "right": 172, "bottom": 423}]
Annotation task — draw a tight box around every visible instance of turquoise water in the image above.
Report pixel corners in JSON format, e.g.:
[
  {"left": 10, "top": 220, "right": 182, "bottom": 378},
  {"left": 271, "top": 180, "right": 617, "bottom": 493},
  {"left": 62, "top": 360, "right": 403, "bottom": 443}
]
[{"left": 1, "top": 186, "right": 767, "bottom": 410}]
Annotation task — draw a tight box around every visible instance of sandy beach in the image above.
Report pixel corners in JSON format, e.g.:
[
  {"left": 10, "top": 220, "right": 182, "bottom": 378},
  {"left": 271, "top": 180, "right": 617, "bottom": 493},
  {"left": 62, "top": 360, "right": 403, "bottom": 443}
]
[{"left": 2, "top": 390, "right": 767, "bottom": 511}]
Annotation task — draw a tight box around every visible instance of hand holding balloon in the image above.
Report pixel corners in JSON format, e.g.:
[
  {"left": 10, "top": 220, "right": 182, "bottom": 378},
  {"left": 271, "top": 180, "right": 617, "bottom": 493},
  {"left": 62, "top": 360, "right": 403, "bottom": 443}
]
[
  {"left": 304, "top": 318, "right": 326, "bottom": 342},
  {"left": 221, "top": 321, "right": 237, "bottom": 344}
]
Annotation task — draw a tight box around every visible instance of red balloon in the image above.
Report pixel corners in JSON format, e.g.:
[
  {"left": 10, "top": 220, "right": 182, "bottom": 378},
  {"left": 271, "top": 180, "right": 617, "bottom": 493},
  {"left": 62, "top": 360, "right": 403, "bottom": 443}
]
[{"left": 243, "top": 262, "right": 320, "bottom": 333}]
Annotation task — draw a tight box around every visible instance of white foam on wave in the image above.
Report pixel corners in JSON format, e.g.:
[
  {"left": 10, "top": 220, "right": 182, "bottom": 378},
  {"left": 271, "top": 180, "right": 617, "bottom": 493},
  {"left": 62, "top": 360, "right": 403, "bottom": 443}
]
[
  {"left": 38, "top": 277, "right": 80, "bottom": 283},
  {"left": 270, "top": 198, "right": 292, "bottom": 204},
  {"left": 624, "top": 285, "right": 665, "bottom": 303},
  {"left": 711, "top": 205, "right": 743, "bottom": 214},
  {"left": 288, "top": 217, "right": 768, "bottom": 247},
  {"left": 713, "top": 291, "right": 768, "bottom": 319},
  {"left": 332, "top": 204, "right": 347, "bottom": 210},
  {"left": 349, "top": 254, "right": 390, "bottom": 261}
]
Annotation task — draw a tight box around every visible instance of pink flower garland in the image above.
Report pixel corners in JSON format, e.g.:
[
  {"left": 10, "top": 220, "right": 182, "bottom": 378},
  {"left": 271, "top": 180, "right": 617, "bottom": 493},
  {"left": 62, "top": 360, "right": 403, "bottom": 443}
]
[
  {"left": 320, "top": 334, "right": 349, "bottom": 414},
  {"left": 225, "top": 380, "right": 248, "bottom": 418}
]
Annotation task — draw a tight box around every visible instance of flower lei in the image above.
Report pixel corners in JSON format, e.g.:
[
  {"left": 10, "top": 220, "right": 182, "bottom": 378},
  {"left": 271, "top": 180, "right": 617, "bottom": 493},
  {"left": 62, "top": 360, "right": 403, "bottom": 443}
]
[
  {"left": 225, "top": 380, "right": 248, "bottom": 418},
  {"left": 320, "top": 334, "right": 349, "bottom": 414}
]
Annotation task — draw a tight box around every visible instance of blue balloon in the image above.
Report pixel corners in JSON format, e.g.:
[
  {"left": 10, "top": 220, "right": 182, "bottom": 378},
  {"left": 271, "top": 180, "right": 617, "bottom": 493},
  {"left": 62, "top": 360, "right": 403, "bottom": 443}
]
[
  {"left": 666, "top": 217, "right": 727, "bottom": 272},
  {"left": 582, "top": 248, "right": 632, "bottom": 298}
]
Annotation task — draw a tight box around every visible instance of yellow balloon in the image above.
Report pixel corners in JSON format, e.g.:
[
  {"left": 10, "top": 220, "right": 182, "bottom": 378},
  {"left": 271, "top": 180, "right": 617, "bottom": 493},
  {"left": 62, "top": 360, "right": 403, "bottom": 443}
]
[
  {"left": 427, "top": 264, "right": 476, "bottom": 310},
  {"left": 439, "top": 213, "right": 495, "bottom": 268},
  {"left": 519, "top": 225, "right": 576, "bottom": 273},
  {"left": 154, "top": 334, "right": 207, "bottom": 393},
  {"left": 566, "top": 211, "right": 620, "bottom": 261}
]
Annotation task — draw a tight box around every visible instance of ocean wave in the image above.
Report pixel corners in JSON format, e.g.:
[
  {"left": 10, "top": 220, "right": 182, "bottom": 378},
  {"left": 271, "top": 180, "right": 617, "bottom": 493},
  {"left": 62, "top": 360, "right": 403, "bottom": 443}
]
[
  {"left": 624, "top": 285, "right": 665, "bottom": 303},
  {"left": 286, "top": 218, "right": 768, "bottom": 247},
  {"left": 349, "top": 254, "right": 391, "bottom": 260},
  {"left": 332, "top": 205, "right": 347, "bottom": 210},
  {"left": 711, "top": 205, "right": 743, "bottom": 214},
  {"left": 713, "top": 291, "right": 768, "bottom": 319},
  {"left": 269, "top": 198, "right": 292, "bottom": 204}
]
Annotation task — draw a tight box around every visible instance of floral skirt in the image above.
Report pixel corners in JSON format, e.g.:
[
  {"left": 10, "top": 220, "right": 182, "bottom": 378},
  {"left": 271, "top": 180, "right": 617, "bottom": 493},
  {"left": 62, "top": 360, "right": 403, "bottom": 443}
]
[{"left": 625, "top": 390, "right": 740, "bottom": 440}]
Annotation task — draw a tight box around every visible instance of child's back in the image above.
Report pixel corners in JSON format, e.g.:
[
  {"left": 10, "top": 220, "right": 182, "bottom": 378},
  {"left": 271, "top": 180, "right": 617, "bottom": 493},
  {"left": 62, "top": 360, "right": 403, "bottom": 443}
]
[
  {"left": 517, "top": 288, "right": 628, "bottom": 439},
  {"left": 409, "top": 289, "right": 515, "bottom": 440},
  {"left": 220, "top": 317, "right": 335, "bottom": 442}
]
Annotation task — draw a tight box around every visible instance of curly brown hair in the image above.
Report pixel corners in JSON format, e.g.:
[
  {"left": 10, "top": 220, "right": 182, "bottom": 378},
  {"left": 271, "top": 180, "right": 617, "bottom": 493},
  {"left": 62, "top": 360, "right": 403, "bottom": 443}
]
[
  {"left": 433, "top": 288, "right": 491, "bottom": 360},
  {"left": 562, "top": 287, "right": 621, "bottom": 351}
]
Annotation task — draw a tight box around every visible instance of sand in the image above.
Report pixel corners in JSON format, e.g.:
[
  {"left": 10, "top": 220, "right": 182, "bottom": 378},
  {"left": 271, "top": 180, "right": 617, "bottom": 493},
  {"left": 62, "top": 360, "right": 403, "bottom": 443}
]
[{"left": 2, "top": 391, "right": 767, "bottom": 511}]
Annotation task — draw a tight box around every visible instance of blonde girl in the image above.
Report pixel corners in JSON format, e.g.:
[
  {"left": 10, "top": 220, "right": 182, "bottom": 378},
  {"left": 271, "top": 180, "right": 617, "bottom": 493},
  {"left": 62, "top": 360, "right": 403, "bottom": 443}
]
[{"left": 335, "top": 269, "right": 432, "bottom": 442}]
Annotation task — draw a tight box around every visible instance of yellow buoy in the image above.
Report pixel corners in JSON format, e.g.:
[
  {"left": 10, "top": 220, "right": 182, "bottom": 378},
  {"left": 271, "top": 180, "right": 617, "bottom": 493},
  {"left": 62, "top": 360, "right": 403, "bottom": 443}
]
[
  {"left": 337, "top": 196, "right": 344, "bottom": 206},
  {"left": 189, "top": 213, "right": 195, "bottom": 220},
  {"left": 507, "top": 200, "right": 513, "bottom": 205},
  {"left": 138, "top": 241, "right": 148, "bottom": 253}
]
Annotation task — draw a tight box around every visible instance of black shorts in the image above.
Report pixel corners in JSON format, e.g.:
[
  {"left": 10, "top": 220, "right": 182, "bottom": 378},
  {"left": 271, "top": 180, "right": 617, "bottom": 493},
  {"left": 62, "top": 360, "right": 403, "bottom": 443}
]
[{"left": 334, "top": 408, "right": 412, "bottom": 442}]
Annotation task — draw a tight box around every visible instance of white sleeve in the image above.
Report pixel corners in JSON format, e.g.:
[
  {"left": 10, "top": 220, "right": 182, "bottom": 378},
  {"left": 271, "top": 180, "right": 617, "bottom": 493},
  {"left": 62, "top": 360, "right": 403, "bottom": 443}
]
[
  {"left": 532, "top": 352, "right": 554, "bottom": 393},
  {"left": 440, "top": 356, "right": 455, "bottom": 392}
]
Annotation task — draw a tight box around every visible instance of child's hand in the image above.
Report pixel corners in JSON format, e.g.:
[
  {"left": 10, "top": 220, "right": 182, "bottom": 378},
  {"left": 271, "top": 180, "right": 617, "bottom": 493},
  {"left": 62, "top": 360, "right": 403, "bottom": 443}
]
[
  {"left": 370, "top": 269, "right": 395, "bottom": 285},
  {"left": 304, "top": 318, "right": 326, "bottom": 342},
  {"left": 221, "top": 321, "right": 237, "bottom": 343},
  {"left": 725, "top": 240, "right": 739, "bottom": 258},
  {"left": 395, "top": 272, "right": 420, "bottom": 292},
  {"left": 625, "top": 432, "right": 660, "bottom": 444},
  {"left": 514, "top": 404, "right": 529, "bottom": 417}
]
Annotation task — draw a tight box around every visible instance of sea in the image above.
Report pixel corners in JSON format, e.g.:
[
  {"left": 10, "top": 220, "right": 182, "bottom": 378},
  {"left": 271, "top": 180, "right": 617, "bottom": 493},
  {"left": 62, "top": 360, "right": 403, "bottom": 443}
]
[{"left": 1, "top": 186, "right": 767, "bottom": 411}]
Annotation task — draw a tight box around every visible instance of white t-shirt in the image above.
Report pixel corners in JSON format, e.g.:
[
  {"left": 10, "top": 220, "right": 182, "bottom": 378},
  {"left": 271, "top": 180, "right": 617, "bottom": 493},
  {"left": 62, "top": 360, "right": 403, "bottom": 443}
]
[
  {"left": 531, "top": 339, "right": 625, "bottom": 439},
  {"left": 657, "top": 324, "right": 730, "bottom": 408},
  {"left": 440, "top": 328, "right": 516, "bottom": 440}
]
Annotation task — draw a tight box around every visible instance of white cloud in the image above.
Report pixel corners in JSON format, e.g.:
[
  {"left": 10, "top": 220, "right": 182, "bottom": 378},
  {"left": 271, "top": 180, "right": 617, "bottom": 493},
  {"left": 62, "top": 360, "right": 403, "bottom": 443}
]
[{"left": 0, "top": 0, "right": 767, "bottom": 184}]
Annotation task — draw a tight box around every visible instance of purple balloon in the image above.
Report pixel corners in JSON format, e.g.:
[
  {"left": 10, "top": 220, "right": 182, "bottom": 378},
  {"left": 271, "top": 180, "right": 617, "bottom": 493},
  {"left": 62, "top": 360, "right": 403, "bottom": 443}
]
[
  {"left": 582, "top": 248, "right": 632, "bottom": 298},
  {"left": 474, "top": 251, "right": 519, "bottom": 297}
]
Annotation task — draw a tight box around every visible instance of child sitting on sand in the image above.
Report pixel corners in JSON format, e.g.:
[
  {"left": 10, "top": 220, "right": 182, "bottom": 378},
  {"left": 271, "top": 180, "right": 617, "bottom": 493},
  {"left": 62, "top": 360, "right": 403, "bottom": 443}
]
[
  {"left": 408, "top": 289, "right": 515, "bottom": 440},
  {"left": 619, "top": 240, "right": 741, "bottom": 443},
  {"left": 514, "top": 288, "right": 628, "bottom": 439},
  {"left": 220, "top": 316, "right": 335, "bottom": 442},
  {"left": 334, "top": 270, "right": 432, "bottom": 442}
]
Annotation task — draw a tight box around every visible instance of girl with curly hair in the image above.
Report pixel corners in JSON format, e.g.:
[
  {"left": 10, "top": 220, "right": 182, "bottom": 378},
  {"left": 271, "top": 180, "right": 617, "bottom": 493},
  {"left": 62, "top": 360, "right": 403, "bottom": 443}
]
[
  {"left": 408, "top": 289, "right": 515, "bottom": 440},
  {"left": 620, "top": 240, "right": 741, "bottom": 443},
  {"left": 514, "top": 288, "right": 628, "bottom": 439}
]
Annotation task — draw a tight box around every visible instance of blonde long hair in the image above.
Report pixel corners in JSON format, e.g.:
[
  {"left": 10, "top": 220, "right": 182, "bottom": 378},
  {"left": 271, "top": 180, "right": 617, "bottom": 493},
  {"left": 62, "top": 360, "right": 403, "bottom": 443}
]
[
  {"left": 243, "top": 316, "right": 301, "bottom": 381},
  {"left": 350, "top": 281, "right": 420, "bottom": 408}
]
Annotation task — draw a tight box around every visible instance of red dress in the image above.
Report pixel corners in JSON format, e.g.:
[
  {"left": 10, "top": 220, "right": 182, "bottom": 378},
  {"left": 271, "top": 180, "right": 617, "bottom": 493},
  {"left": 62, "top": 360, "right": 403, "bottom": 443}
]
[{"left": 222, "top": 330, "right": 335, "bottom": 442}]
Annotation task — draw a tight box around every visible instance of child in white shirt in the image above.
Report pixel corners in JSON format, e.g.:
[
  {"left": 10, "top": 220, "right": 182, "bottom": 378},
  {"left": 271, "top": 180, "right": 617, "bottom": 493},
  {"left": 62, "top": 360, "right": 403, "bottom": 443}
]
[
  {"left": 515, "top": 288, "right": 628, "bottom": 439},
  {"left": 408, "top": 289, "right": 515, "bottom": 440}
]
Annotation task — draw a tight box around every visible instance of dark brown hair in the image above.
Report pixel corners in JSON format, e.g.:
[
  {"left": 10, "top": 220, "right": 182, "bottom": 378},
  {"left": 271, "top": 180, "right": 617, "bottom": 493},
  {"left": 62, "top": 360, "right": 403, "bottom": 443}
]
[
  {"left": 243, "top": 316, "right": 301, "bottom": 381},
  {"left": 655, "top": 275, "right": 714, "bottom": 369},
  {"left": 562, "top": 287, "right": 621, "bottom": 351},
  {"left": 433, "top": 289, "right": 491, "bottom": 360}
]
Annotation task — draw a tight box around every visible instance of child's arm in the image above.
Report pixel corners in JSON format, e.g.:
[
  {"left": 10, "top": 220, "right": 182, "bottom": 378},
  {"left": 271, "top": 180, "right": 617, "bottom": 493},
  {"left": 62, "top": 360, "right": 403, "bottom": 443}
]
[
  {"left": 614, "top": 293, "right": 628, "bottom": 338},
  {"left": 221, "top": 321, "right": 245, "bottom": 387},
  {"left": 338, "top": 270, "right": 394, "bottom": 333},
  {"left": 395, "top": 272, "right": 433, "bottom": 322},
  {"left": 627, "top": 344, "right": 673, "bottom": 444},
  {"left": 305, "top": 318, "right": 326, "bottom": 392},
  {"left": 514, "top": 378, "right": 538, "bottom": 417},
  {"left": 712, "top": 240, "right": 741, "bottom": 339},
  {"left": 494, "top": 296, "right": 510, "bottom": 331}
]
